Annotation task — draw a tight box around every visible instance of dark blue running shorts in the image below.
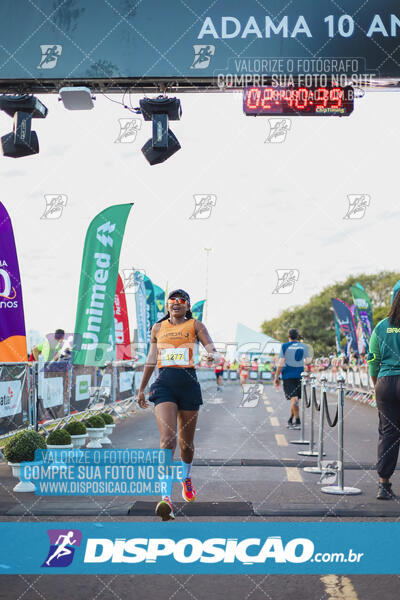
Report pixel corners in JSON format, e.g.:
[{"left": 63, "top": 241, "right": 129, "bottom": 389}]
[{"left": 149, "top": 367, "right": 203, "bottom": 411}]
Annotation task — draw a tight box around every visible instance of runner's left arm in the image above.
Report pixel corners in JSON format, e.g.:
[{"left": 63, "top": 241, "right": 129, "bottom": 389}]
[{"left": 194, "top": 320, "right": 219, "bottom": 364}]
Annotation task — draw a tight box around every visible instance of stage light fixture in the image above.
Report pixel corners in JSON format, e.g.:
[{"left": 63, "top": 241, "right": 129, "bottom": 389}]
[
  {"left": 0, "top": 94, "right": 48, "bottom": 158},
  {"left": 59, "top": 87, "right": 95, "bottom": 110},
  {"left": 139, "top": 96, "right": 181, "bottom": 165}
]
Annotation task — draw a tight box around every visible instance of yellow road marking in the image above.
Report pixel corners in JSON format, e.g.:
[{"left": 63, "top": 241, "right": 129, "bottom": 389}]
[
  {"left": 266, "top": 406, "right": 274, "bottom": 413},
  {"left": 285, "top": 467, "right": 303, "bottom": 482},
  {"left": 275, "top": 434, "right": 288, "bottom": 446},
  {"left": 270, "top": 416, "right": 280, "bottom": 426},
  {"left": 320, "top": 575, "right": 359, "bottom": 600},
  {"left": 264, "top": 399, "right": 270, "bottom": 405}
]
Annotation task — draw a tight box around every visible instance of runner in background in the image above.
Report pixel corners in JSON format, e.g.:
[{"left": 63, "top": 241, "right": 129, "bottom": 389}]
[
  {"left": 251, "top": 357, "right": 259, "bottom": 375},
  {"left": 137, "top": 289, "right": 219, "bottom": 521},
  {"left": 274, "top": 328, "right": 311, "bottom": 429},
  {"left": 214, "top": 355, "right": 225, "bottom": 391},
  {"left": 239, "top": 356, "right": 249, "bottom": 384}
]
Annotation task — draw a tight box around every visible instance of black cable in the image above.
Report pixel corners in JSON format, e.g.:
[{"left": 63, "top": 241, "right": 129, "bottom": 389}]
[
  {"left": 303, "top": 383, "right": 311, "bottom": 408},
  {"left": 323, "top": 389, "right": 338, "bottom": 427},
  {"left": 313, "top": 385, "right": 321, "bottom": 411},
  {"left": 101, "top": 90, "right": 141, "bottom": 113}
]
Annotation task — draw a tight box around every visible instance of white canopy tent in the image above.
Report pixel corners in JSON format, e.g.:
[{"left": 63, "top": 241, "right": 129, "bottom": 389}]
[{"left": 233, "top": 323, "right": 282, "bottom": 358}]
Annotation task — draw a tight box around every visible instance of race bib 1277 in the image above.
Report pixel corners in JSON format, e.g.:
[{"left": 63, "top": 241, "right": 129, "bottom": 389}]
[{"left": 160, "top": 348, "right": 190, "bottom": 367}]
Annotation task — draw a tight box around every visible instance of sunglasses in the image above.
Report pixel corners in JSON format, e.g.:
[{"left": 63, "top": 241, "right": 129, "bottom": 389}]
[{"left": 168, "top": 297, "right": 187, "bottom": 305}]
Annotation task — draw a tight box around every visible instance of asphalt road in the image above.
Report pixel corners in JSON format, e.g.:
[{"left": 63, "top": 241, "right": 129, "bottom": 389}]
[{"left": 0, "top": 380, "right": 399, "bottom": 599}]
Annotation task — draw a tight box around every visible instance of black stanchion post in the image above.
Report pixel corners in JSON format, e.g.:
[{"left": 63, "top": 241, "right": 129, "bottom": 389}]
[
  {"left": 290, "top": 371, "right": 310, "bottom": 446},
  {"left": 321, "top": 374, "right": 361, "bottom": 495},
  {"left": 304, "top": 374, "right": 328, "bottom": 473},
  {"left": 298, "top": 373, "right": 319, "bottom": 457}
]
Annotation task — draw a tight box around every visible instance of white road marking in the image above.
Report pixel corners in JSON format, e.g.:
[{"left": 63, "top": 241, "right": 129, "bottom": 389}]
[
  {"left": 320, "top": 575, "right": 359, "bottom": 600},
  {"left": 285, "top": 467, "right": 303, "bottom": 482},
  {"left": 275, "top": 434, "right": 288, "bottom": 447}
]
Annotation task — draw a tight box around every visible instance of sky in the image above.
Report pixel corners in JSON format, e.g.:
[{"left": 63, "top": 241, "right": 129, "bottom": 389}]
[{"left": 2, "top": 88, "right": 400, "bottom": 350}]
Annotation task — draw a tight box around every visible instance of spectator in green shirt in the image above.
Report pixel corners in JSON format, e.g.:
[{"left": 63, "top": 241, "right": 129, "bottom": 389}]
[
  {"left": 368, "top": 290, "right": 400, "bottom": 500},
  {"left": 32, "top": 329, "right": 65, "bottom": 362}
]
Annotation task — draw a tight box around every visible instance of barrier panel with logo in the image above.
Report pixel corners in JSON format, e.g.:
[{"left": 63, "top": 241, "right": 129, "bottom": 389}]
[
  {"left": 115, "top": 361, "right": 136, "bottom": 402},
  {"left": 69, "top": 365, "right": 96, "bottom": 414},
  {"left": 230, "top": 371, "right": 238, "bottom": 380},
  {"left": 260, "top": 371, "right": 272, "bottom": 381},
  {"left": 196, "top": 368, "right": 215, "bottom": 383},
  {"left": 249, "top": 370, "right": 259, "bottom": 381},
  {"left": 37, "top": 361, "right": 70, "bottom": 424},
  {"left": 98, "top": 364, "right": 115, "bottom": 405},
  {"left": 0, "top": 363, "right": 31, "bottom": 437}
]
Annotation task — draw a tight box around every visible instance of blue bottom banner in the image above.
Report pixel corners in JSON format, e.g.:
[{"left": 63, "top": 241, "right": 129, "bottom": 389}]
[{"left": 0, "top": 522, "right": 398, "bottom": 574}]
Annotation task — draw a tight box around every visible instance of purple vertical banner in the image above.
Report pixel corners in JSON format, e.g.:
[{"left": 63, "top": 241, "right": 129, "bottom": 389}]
[
  {"left": 0, "top": 202, "right": 27, "bottom": 362},
  {"left": 331, "top": 298, "right": 358, "bottom": 354}
]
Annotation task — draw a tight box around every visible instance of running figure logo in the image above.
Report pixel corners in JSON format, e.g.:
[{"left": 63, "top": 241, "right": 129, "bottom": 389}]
[
  {"left": 343, "top": 194, "right": 371, "bottom": 219},
  {"left": 319, "top": 461, "right": 339, "bottom": 485},
  {"left": 189, "top": 195, "right": 217, "bottom": 219},
  {"left": 265, "top": 119, "right": 292, "bottom": 144},
  {"left": 240, "top": 384, "right": 263, "bottom": 408},
  {"left": 37, "top": 45, "right": 62, "bottom": 69},
  {"left": 191, "top": 45, "right": 215, "bottom": 69},
  {"left": 41, "top": 194, "right": 67, "bottom": 220},
  {"left": 41, "top": 529, "right": 82, "bottom": 568},
  {"left": 272, "top": 269, "right": 299, "bottom": 294},
  {"left": 114, "top": 118, "right": 142, "bottom": 143},
  {"left": 122, "top": 268, "right": 146, "bottom": 294}
]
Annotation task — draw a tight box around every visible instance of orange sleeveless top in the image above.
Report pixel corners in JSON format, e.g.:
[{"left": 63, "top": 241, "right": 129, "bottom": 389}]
[{"left": 157, "top": 318, "right": 197, "bottom": 369}]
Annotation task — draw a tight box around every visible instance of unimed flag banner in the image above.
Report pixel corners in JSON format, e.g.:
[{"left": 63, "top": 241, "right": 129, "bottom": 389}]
[
  {"left": 350, "top": 283, "right": 373, "bottom": 343},
  {"left": 143, "top": 275, "right": 157, "bottom": 330},
  {"left": 0, "top": 202, "right": 27, "bottom": 361},
  {"left": 192, "top": 300, "right": 206, "bottom": 322},
  {"left": 114, "top": 274, "right": 131, "bottom": 360},
  {"left": 72, "top": 204, "right": 133, "bottom": 366},
  {"left": 331, "top": 298, "right": 358, "bottom": 353},
  {"left": 153, "top": 284, "right": 165, "bottom": 321},
  {"left": 134, "top": 271, "right": 148, "bottom": 360}
]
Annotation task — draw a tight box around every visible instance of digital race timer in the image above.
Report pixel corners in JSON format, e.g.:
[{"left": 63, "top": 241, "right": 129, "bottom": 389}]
[{"left": 243, "top": 86, "right": 354, "bottom": 116}]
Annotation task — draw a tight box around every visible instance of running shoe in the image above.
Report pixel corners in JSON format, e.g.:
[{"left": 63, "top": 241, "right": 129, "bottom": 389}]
[
  {"left": 291, "top": 418, "right": 301, "bottom": 429},
  {"left": 377, "top": 482, "right": 396, "bottom": 500},
  {"left": 286, "top": 418, "right": 294, "bottom": 429},
  {"left": 155, "top": 497, "right": 175, "bottom": 520},
  {"left": 182, "top": 477, "right": 196, "bottom": 502}
]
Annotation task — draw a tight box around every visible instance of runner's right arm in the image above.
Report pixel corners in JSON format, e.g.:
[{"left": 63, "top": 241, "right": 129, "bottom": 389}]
[{"left": 137, "top": 324, "right": 160, "bottom": 407}]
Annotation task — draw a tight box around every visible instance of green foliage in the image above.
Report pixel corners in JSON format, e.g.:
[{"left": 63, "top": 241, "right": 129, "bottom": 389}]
[
  {"left": 373, "top": 305, "right": 389, "bottom": 325},
  {"left": 64, "top": 421, "right": 87, "bottom": 435},
  {"left": 261, "top": 271, "right": 400, "bottom": 357},
  {"left": 99, "top": 412, "right": 114, "bottom": 425},
  {"left": 4, "top": 430, "right": 46, "bottom": 463},
  {"left": 85, "top": 415, "right": 106, "bottom": 429},
  {"left": 47, "top": 429, "right": 72, "bottom": 445}
]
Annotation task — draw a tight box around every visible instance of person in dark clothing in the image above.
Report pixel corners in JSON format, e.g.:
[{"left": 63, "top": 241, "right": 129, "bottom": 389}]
[{"left": 368, "top": 288, "right": 400, "bottom": 500}]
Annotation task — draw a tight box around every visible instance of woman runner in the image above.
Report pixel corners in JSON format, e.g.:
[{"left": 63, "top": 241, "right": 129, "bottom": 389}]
[{"left": 137, "top": 289, "right": 219, "bottom": 520}]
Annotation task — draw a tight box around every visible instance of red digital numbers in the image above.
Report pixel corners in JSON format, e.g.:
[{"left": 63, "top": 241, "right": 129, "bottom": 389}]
[{"left": 244, "top": 86, "right": 349, "bottom": 115}]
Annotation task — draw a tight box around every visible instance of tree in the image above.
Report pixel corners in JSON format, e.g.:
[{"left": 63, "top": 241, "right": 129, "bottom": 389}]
[{"left": 261, "top": 272, "right": 400, "bottom": 356}]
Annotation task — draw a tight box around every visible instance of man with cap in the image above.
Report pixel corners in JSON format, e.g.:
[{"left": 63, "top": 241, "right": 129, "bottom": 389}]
[{"left": 274, "top": 328, "right": 311, "bottom": 429}]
